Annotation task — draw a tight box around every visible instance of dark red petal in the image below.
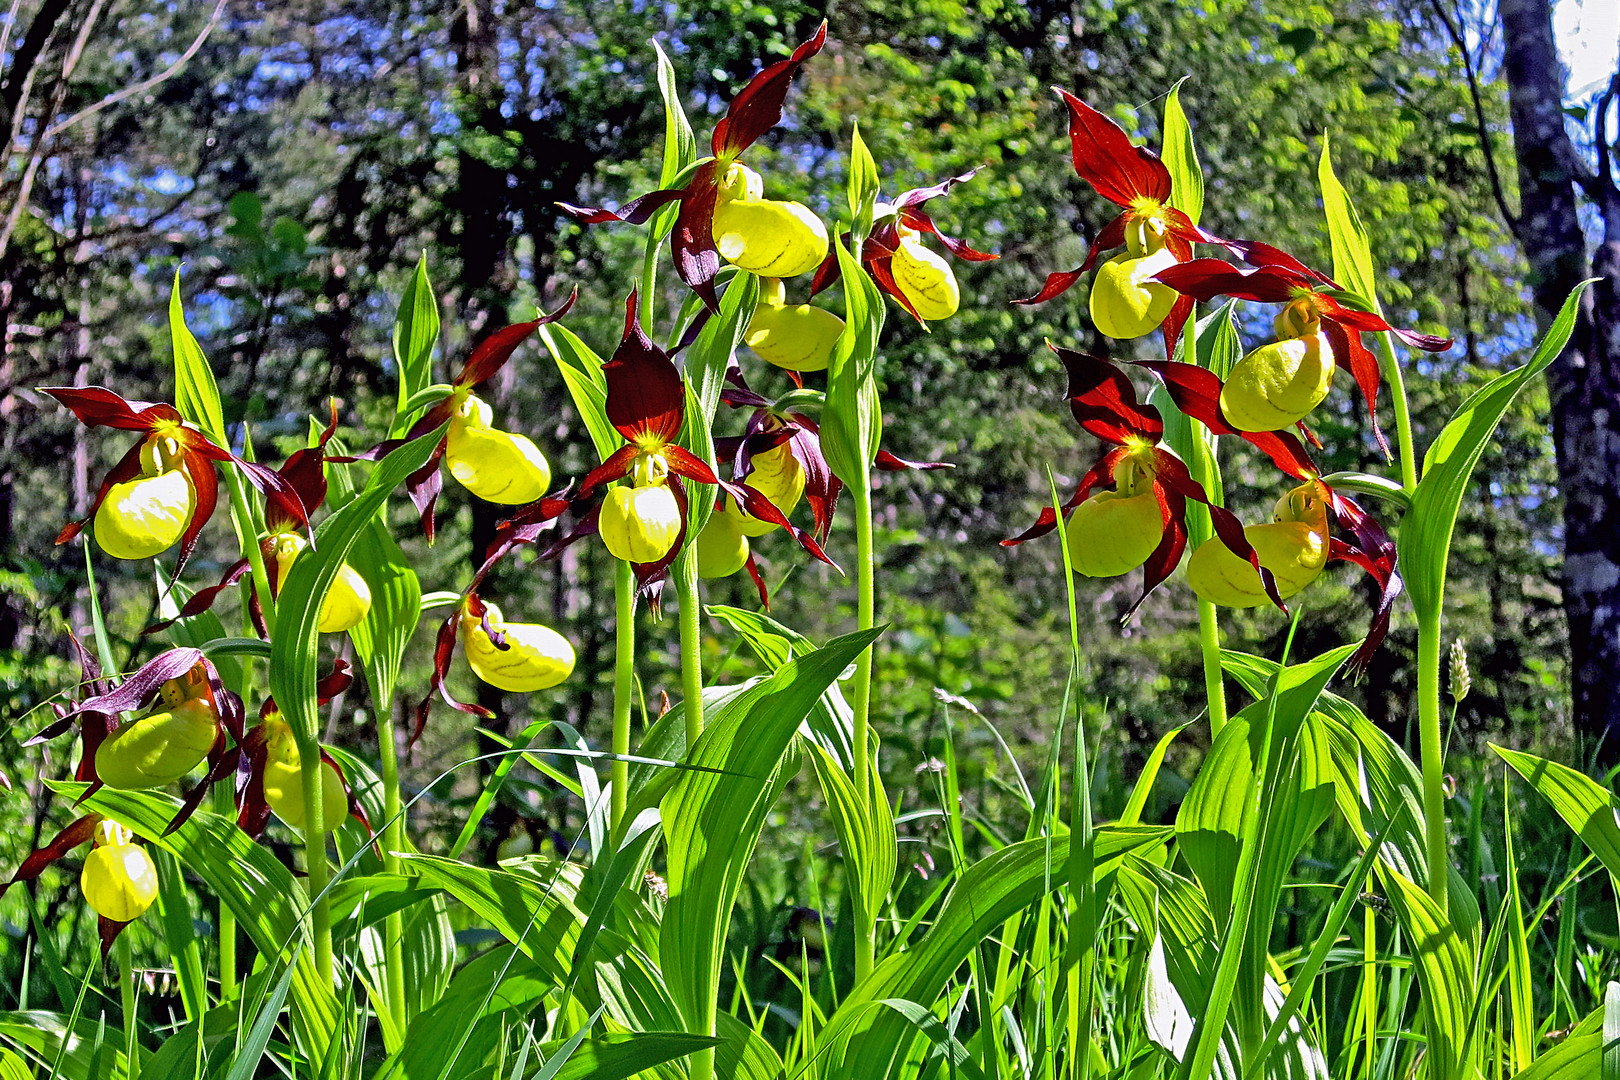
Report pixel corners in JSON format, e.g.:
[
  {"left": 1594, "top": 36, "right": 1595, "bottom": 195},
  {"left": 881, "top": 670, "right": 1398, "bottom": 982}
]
[
  {"left": 1130, "top": 359, "right": 1321, "bottom": 480},
  {"left": 1052, "top": 346, "right": 1163, "bottom": 444},
  {"left": 895, "top": 168, "right": 981, "bottom": 209},
  {"left": 1053, "top": 88, "right": 1172, "bottom": 206},
  {"left": 1314, "top": 294, "right": 1453, "bottom": 354},
  {"left": 269, "top": 400, "right": 342, "bottom": 530},
  {"left": 604, "top": 293, "right": 685, "bottom": 442},
  {"left": 400, "top": 439, "right": 448, "bottom": 542},
  {"left": 171, "top": 453, "right": 220, "bottom": 580},
  {"left": 1011, "top": 214, "right": 1128, "bottom": 307},
  {"left": 785, "top": 415, "right": 843, "bottom": 543},
  {"left": 167, "top": 736, "right": 233, "bottom": 835},
  {"left": 558, "top": 187, "right": 687, "bottom": 226},
  {"left": 898, "top": 206, "right": 998, "bottom": 262},
  {"left": 867, "top": 251, "right": 924, "bottom": 323},
  {"left": 809, "top": 245, "right": 842, "bottom": 296},
  {"left": 630, "top": 482, "right": 690, "bottom": 605},
  {"left": 99, "top": 915, "right": 132, "bottom": 957},
  {"left": 1, "top": 814, "right": 99, "bottom": 898},
  {"left": 1152, "top": 260, "right": 1306, "bottom": 304},
  {"left": 1001, "top": 448, "right": 1122, "bottom": 546},
  {"left": 1012, "top": 267, "right": 1085, "bottom": 307},
  {"left": 1160, "top": 293, "right": 1196, "bottom": 362},
  {"left": 1126, "top": 485, "right": 1186, "bottom": 618},
  {"left": 40, "top": 386, "right": 178, "bottom": 430},
  {"left": 672, "top": 164, "right": 722, "bottom": 312},
  {"left": 56, "top": 437, "right": 148, "bottom": 547},
  {"left": 718, "top": 477, "right": 840, "bottom": 571},
  {"left": 236, "top": 735, "right": 273, "bottom": 840},
  {"left": 1224, "top": 240, "right": 1336, "bottom": 286},
  {"left": 875, "top": 448, "right": 953, "bottom": 471},
  {"left": 711, "top": 21, "right": 828, "bottom": 158},
  {"left": 456, "top": 290, "right": 578, "bottom": 389},
  {"left": 316, "top": 658, "right": 354, "bottom": 703},
  {"left": 319, "top": 748, "right": 373, "bottom": 835},
  {"left": 143, "top": 558, "right": 252, "bottom": 637},
  {"left": 1161, "top": 208, "right": 1226, "bottom": 249},
  {"left": 60, "top": 648, "right": 206, "bottom": 725},
  {"left": 576, "top": 444, "right": 639, "bottom": 500},
  {"left": 1152, "top": 450, "right": 1286, "bottom": 611},
  {"left": 1322, "top": 320, "right": 1390, "bottom": 460},
  {"left": 744, "top": 551, "right": 770, "bottom": 610},
  {"left": 664, "top": 444, "right": 721, "bottom": 486},
  {"left": 414, "top": 608, "right": 494, "bottom": 749}
]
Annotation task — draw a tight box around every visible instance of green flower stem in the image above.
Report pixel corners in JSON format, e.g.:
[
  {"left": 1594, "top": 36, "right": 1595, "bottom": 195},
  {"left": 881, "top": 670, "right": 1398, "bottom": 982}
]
[
  {"left": 1375, "top": 333, "right": 1419, "bottom": 494},
  {"left": 117, "top": 931, "right": 139, "bottom": 1079},
  {"left": 211, "top": 782, "right": 238, "bottom": 1000},
  {"left": 850, "top": 475, "right": 877, "bottom": 984},
  {"left": 1418, "top": 607, "right": 1448, "bottom": 912},
  {"left": 374, "top": 696, "right": 408, "bottom": 1039},
  {"left": 612, "top": 558, "right": 635, "bottom": 832},
  {"left": 676, "top": 544, "right": 704, "bottom": 751},
  {"left": 1197, "top": 599, "right": 1228, "bottom": 736},
  {"left": 298, "top": 736, "right": 333, "bottom": 984}
]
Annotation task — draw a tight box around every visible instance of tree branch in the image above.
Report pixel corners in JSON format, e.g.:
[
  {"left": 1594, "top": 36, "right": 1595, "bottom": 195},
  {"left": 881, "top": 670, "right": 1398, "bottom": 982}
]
[{"left": 1430, "top": 0, "right": 1520, "bottom": 230}]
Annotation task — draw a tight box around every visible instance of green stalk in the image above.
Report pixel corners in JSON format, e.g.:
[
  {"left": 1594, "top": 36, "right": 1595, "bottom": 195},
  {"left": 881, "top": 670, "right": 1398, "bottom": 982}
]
[
  {"left": 211, "top": 782, "right": 237, "bottom": 1001},
  {"left": 117, "top": 932, "right": 140, "bottom": 1080},
  {"left": 1197, "top": 600, "right": 1228, "bottom": 736},
  {"left": 1418, "top": 608, "right": 1448, "bottom": 912},
  {"left": 374, "top": 696, "right": 408, "bottom": 1039},
  {"left": 676, "top": 545, "right": 704, "bottom": 752},
  {"left": 1375, "top": 333, "right": 1419, "bottom": 494},
  {"left": 850, "top": 476, "right": 877, "bottom": 983},
  {"left": 611, "top": 559, "right": 635, "bottom": 832},
  {"left": 298, "top": 736, "right": 333, "bottom": 984}
]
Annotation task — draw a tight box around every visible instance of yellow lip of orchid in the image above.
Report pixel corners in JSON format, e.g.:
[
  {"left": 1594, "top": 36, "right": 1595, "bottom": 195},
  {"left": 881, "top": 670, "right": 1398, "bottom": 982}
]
[
  {"left": 271, "top": 532, "right": 373, "bottom": 634},
  {"left": 1089, "top": 245, "right": 1180, "bottom": 341},
  {"left": 1219, "top": 331, "right": 1338, "bottom": 433},
  {"left": 94, "top": 434, "right": 197, "bottom": 560},
  {"left": 889, "top": 229, "right": 961, "bottom": 322},
  {"left": 1186, "top": 481, "right": 1331, "bottom": 607},
  {"left": 724, "top": 440, "right": 806, "bottom": 537},
  {"left": 1063, "top": 454, "right": 1164, "bottom": 577},
  {"left": 713, "top": 197, "right": 830, "bottom": 279},
  {"left": 95, "top": 679, "right": 218, "bottom": 789},
  {"left": 445, "top": 392, "right": 553, "bottom": 504},
  {"left": 600, "top": 452, "right": 684, "bottom": 564},
  {"left": 80, "top": 820, "right": 159, "bottom": 923},
  {"left": 696, "top": 511, "right": 751, "bottom": 578},
  {"left": 458, "top": 599, "right": 576, "bottom": 693},
  {"left": 745, "top": 278, "right": 844, "bottom": 372},
  {"left": 259, "top": 718, "right": 349, "bottom": 830}
]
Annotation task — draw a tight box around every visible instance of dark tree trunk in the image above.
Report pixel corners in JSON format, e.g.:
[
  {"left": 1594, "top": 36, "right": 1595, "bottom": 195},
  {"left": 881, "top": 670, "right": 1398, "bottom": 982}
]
[{"left": 1499, "top": 0, "right": 1620, "bottom": 759}]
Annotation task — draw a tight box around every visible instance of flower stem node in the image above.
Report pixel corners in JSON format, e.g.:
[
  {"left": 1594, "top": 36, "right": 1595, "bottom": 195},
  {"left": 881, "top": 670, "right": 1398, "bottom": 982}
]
[
  {"left": 80, "top": 821, "right": 158, "bottom": 923},
  {"left": 459, "top": 599, "right": 576, "bottom": 693},
  {"left": 94, "top": 433, "right": 197, "bottom": 560},
  {"left": 95, "top": 669, "right": 219, "bottom": 789},
  {"left": 723, "top": 441, "right": 805, "bottom": 536},
  {"left": 446, "top": 392, "right": 553, "bottom": 504},
  {"left": 711, "top": 164, "right": 829, "bottom": 279},
  {"left": 889, "top": 228, "right": 961, "bottom": 322},
  {"left": 260, "top": 719, "right": 349, "bottom": 831},
  {"left": 696, "top": 511, "right": 751, "bottom": 579},
  {"left": 272, "top": 532, "right": 373, "bottom": 634},
  {"left": 1187, "top": 481, "right": 1330, "bottom": 607},
  {"left": 601, "top": 453, "right": 683, "bottom": 564},
  {"left": 745, "top": 278, "right": 845, "bottom": 372},
  {"left": 1220, "top": 332, "right": 1337, "bottom": 432}
]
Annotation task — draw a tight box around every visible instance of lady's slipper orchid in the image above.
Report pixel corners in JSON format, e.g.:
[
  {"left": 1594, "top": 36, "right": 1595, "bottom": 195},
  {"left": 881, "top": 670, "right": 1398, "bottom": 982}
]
[
  {"left": 1013, "top": 91, "right": 1221, "bottom": 355},
  {"left": 1002, "top": 348, "right": 1282, "bottom": 615},
  {"left": 40, "top": 387, "right": 295, "bottom": 576},
  {"left": 1, "top": 813, "right": 157, "bottom": 953},
  {"left": 231, "top": 664, "right": 370, "bottom": 838},
  {"left": 1153, "top": 242, "right": 1453, "bottom": 454},
  {"left": 1187, "top": 479, "right": 1331, "bottom": 606},
  {"left": 746, "top": 278, "right": 845, "bottom": 372},
  {"left": 696, "top": 511, "right": 751, "bottom": 579},
  {"left": 94, "top": 663, "right": 222, "bottom": 790},
  {"left": 722, "top": 437, "right": 806, "bottom": 537},
  {"left": 370, "top": 292, "right": 575, "bottom": 541},
  {"left": 560, "top": 24, "right": 829, "bottom": 311},
  {"left": 812, "top": 169, "right": 999, "bottom": 326}
]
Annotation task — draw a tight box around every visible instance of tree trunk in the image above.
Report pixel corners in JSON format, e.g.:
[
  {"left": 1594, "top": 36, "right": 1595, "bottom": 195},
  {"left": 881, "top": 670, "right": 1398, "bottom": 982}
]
[{"left": 1499, "top": 0, "right": 1620, "bottom": 759}]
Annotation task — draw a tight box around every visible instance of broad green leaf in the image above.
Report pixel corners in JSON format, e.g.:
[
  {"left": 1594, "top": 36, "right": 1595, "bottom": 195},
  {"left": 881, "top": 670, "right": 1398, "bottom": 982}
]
[
  {"left": 348, "top": 514, "right": 423, "bottom": 712},
  {"left": 1399, "top": 284, "right": 1593, "bottom": 620},
  {"left": 170, "top": 272, "right": 226, "bottom": 445},
  {"left": 848, "top": 120, "right": 880, "bottom": 245},
  {"left": 821, "top": 232, "right": 885, "bottom": 486},
  {"left": 1494, "top": 745, "right": 1620, "bottom": 884},
  {"left": 386, "top": 946, "right": 551, "bottom": 1080},
  {"left": 271, "top": 428, "right": 442, "bottom": 744},
  {"left": 1379, "top": 868, "right": 1478, "bottom": 1080},
  {"left": 537, "top": 1032, "right": 718, "bottom": 1080},
  {"left": 0, "top": 1011, "right": 145, "bottom": 1079},
  {"left": 1162, "top": 80, "right": 1204, "bottom": 226},
  {"left": 1605, "top": 982, "right": 1620, "bottom": 1080},
  {"left": 152, "top": 847, "right": 207, "bottom": 1022},
  {"left": 1317, "top": 136, "right": 1379, "bottom": 312},
  {"left": 715, "top": 1012, "right": 785, "bottom": 1080},
  {"left": 541, "top": 323, "right": 621, "bottom": 463},
  {"left": 807, "top": 740, "right": 896, "bottom": 952},
  {"left": 0, "top": 1048, "right": 27, "bottom": 1080},
  {"left": 1120, "top": 722, "right": 1192, "bottom": 826},
  {"left": 392, "top": 254, "right": 441, "bottom": 437},
  {"left": 661, "top": 627, "right": 884, "bottom": 1035}
]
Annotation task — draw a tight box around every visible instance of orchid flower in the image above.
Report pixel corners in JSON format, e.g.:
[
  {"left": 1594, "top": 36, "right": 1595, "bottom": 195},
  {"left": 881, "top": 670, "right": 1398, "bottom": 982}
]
[{"left": 1, "top": 814, "right": 158, "bottom": 954}]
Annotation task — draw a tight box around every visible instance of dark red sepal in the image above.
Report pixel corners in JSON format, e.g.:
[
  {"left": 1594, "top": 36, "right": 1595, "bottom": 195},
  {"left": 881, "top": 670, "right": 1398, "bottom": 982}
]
[
  {"left": 267, "top": 400, "right": 342, "bottom": 532},
  {"left": 56, "top": 648, "right": 206, "bottom": 728},
  {"left": 1053, "top": 346, "right": 1163, "bottom": 443},
  {"left": 454, "top": 289, "right": 578, "bottom": 389},
  {"left": 1152, "top": 259, "right": 1306, "bottom": 304},
  {"left": 557, "top": 188, "right": 687, "bottom": 226},
  {"left": 1053, "top": 88, "right": 1172, "bottom": 207},
  {"left": 1321, "top": 320, "right": 1391, "bottom": 459},
  {"left": 0, "top": 813, "right": 100, "bottom": 902},
  {"left": 744, "top": 551, "right": 770, "bottom": 609},
  {"left": 1127, "top": 482, "right": 1187, "bottom": 619},
  {"left": 415, "top": 599, "right": 495, "bottom": 748},
  {"left": 711, "top": 22, "right": 828, "bottom": 159},
  {"left": 39, "top": 387, "right": 181, "bottom": 430},
  {"left": 604, "top": 292, "right": 686, "bottom": 443},
  {"left": 143, "top": 558, "right": 252, "bottom": 637},
  {"left": 1001, "top": 448, "right": 1123, "bottom": 546}
]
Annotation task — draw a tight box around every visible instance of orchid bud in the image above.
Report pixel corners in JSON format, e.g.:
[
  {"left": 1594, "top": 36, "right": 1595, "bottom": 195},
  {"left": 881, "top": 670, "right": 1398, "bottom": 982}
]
[
  {"left": 445, "top": 392, "right": 553, "bottom": 504},
  {"left": 95, "top": 670, "right": 219, "bottom": 789},
  {"left": 890, "top": 232, "right": 961, "bottom": 321},
  {"left": 724, "top": 442, "right": 805, "bottom": 537},
  {"left": 600, "top": 453, "right": 683, "bottom": 564},
  {"left": 1089, "top": 246, "right": 1180, "bottom": 340},
  {"left": 272, "top": 532, "right": 373, "bottom": 634},
  {"left": 745, "top": 278, "right": 844, "bottom": 372},
  {"left": 1186, "top": 481, "right": 1330, "bottom": 607},
  {"left": 1219, "top": 333, "right": 1337, "bottom": 433},
  {"left": 80, "top": 821, "right": 158, "bottom": 923},
  {"left": 459, "top": 600, "right": 575, "bottom": 693},
  {"left": 260, "top": 719, "right": 349, "bottom": 831},
  {"left": 94, "top": 434, "right": 197, "bottom": 560},
  {"left": 696, "top": 511, "right": 750, "bottom": 579}
]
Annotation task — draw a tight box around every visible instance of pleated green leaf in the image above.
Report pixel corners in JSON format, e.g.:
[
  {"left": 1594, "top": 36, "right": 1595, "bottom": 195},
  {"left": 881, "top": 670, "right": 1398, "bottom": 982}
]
[
  {"left": 348, "top": 514, "right": 422, "bottom": 713},
  {"left": 541, "top": 323, "right": 620, "bottom": 463},
  {"left": 170, "top": 271, "right": 226, "bottom": 445},
  {"left": 392, "top": 253, "right": 441, "bottom": 437},
  {"left": 1162, "top": 80, "right": 1204, "bottom": 227},
  {"left": 1379, "top": 868, "right": 1478, "bottom": 1080},
  {"left": 1317, "top": 136, "right": 1379, "bottom": 313},
  {"left": 0, "top": 1011, "right": 145, "bottom": 1079},
  {"left": 535, "top": 1032, "right": 719, "bottom": 1080},
  {"left": 807, "top": 740, "right": 896, "bottom": 953},
  {"left": 1494, "top": 745, "right": 1620, "bottom": 885}
]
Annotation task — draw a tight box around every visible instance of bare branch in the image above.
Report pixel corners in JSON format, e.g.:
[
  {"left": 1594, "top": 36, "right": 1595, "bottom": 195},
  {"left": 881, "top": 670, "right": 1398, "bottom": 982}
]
[
  {"left": 1430, "top": 0, "right": 1521, "bottom": 230},
  {"left": 42, "top": 0, "right": 226, "bottom": 140}
]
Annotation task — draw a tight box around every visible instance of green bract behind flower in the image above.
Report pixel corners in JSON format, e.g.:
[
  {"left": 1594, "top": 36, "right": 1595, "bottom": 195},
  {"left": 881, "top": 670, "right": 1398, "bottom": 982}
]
[{"left": 459, "top": 599, "right": 575, "bottom": 693}]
